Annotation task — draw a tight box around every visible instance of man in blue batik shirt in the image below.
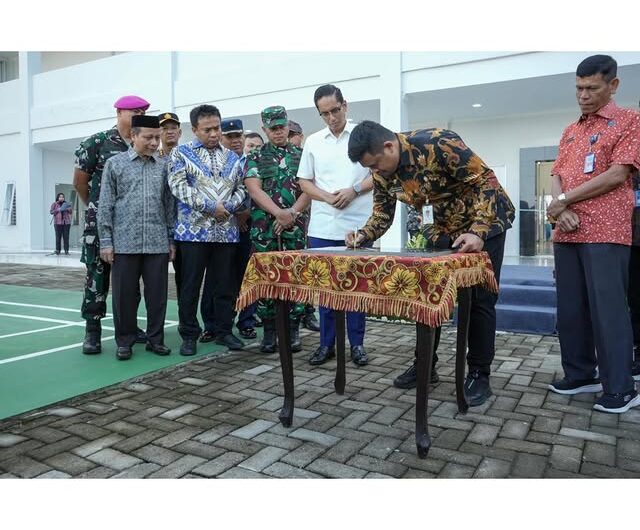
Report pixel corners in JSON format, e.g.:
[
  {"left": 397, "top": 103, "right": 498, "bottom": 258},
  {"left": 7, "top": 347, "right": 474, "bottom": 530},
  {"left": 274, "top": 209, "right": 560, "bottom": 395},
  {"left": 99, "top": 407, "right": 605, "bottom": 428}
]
[{"left": 168, "top": 104, "right": 247, "bottom": 356}]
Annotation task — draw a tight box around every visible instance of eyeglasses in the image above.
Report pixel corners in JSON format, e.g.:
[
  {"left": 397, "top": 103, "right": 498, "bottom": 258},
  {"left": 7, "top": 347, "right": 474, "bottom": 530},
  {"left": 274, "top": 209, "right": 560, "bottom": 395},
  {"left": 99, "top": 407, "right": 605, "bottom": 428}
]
[{"left": 319, "top": 104, "right": 344, "bottom": 119}]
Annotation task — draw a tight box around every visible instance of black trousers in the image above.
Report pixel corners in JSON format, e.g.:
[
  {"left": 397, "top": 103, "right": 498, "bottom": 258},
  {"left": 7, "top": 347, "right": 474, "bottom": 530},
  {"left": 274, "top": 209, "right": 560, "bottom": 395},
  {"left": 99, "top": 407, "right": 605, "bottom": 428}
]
[
  {"left": 628, "top": 245, "right": 640, "bottom": 351},
  {"left": 173, "top": 243, "right": 182, "bottom": 304},
  {"left": 54, "top": 224, "right": 70, "bottom": 253},
  {"left": 420, "top": 231, "right": 506, "bottom": 374},
  {"left": 111, "top": 253, "right": 169, "bottom": 348},
  {"left": 555, "top": 242, "right": 634, "bottom": 395},
  {"left": 179, "top": 241, "right": 238, "bottom": 340}
]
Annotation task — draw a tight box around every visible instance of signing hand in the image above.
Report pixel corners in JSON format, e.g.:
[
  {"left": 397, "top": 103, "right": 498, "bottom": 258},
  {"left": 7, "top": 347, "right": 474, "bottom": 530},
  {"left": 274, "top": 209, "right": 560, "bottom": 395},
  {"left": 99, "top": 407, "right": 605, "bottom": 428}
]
[
  {"left": 345, "top": 230, "right": 366, "bottom": 248},
  {"left": 100, "top": 247, "right": 114, "bottom": 264},
  {"left": 452, "top": 233, "right": 484, "bottom": 253}
]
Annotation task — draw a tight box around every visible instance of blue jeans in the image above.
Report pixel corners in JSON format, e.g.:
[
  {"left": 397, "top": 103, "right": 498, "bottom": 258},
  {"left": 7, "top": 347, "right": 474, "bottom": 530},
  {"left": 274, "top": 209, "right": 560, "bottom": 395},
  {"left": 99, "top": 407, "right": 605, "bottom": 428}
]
[{"left": 307, "top": 236, "right": 366, "bottom": 348}]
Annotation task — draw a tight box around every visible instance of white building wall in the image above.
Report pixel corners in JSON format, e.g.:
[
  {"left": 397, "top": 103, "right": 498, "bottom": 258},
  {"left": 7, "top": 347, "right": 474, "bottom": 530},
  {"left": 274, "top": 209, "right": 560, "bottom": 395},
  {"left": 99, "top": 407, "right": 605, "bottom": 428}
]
[
  {"left": 0, "top": 133, "right": 24, "bottom": 250},
  {"left": 0, "top": 79, "right": 21, "bottom": 135},
  {"left": 40, "top": 52, "right": 121, "bottom": 73}
]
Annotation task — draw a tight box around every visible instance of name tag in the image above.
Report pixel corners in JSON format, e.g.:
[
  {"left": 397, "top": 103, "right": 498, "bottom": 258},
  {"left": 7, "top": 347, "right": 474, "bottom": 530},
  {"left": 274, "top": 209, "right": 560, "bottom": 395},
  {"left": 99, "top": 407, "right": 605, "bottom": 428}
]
[
  {"left": 422, "top": 204, "right": 434, "bottom": 225},
  {"left": 584, "top": 153, "right": 596, "bottom": 174}
]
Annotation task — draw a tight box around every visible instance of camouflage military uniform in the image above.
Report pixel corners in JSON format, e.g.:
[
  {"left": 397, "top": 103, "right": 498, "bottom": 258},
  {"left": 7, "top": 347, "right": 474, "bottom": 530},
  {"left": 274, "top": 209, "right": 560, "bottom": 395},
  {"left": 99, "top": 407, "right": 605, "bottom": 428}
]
[
  {"left": 244, "top": 141, "right": 307, "bottom": 321},
  {"left": 74, "top": 127, "right": 129, "bottom": 322}
]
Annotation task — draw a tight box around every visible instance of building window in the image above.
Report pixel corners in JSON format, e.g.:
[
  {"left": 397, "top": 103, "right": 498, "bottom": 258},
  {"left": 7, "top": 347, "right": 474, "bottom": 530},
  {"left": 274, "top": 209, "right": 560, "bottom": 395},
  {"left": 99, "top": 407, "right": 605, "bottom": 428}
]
[{"left": 1, "top": 182, "right": 16, "bottom": 226}]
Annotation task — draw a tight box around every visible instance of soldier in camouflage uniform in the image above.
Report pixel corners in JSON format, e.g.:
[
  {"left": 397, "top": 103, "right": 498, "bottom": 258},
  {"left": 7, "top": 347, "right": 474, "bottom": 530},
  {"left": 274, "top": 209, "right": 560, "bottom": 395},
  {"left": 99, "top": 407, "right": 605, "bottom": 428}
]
[
  {"left": 73, "top": 95, "right": 150, "bottom": 354},
  {"left": 244, "top": 106, "right": 311, "bottom": 353}
]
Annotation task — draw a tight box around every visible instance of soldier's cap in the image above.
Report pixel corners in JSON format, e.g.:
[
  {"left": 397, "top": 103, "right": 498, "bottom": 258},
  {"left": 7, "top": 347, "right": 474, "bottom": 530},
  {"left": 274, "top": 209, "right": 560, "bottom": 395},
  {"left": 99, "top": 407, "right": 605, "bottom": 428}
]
[
  {"left": 131, "top": 115, "right": 160, "bottom": 128},
  {"left": 158, "top": 112, "right": 180, "bottom": 126},
  {"left": 261, "top": 106, "right": 288, "bottom": 129},
  {"left": 114, "top": 95, "right": 150, "bottom": 111},
  {"left": 288, "top": 120, "right": 303, "bottom": 136},
  {"left": 221, "top": 118, "right": 244, "bottom": 135}
]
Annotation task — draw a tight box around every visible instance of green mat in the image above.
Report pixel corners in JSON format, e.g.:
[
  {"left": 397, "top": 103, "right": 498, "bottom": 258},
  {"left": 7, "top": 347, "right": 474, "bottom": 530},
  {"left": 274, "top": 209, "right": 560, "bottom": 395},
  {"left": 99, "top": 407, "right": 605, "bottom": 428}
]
[{"left": 0, "top": 284, "right": 231, "bottom": 420}]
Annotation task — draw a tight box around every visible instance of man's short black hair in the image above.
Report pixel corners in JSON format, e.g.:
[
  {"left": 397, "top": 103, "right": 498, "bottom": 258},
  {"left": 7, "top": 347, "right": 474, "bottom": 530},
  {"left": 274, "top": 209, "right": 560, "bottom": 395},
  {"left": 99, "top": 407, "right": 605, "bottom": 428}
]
[
  {"left": 313, "top": 84, "right": 345, "bottom": 108},
  {"left": 190, "top": 104, "right": 221, "bottom": 127},
  {"left": 244, "top": 131, "right": 264, "bottom": 143},
  {"left": 347, "top": 120, "right": 395, "bottom": 163},
  {"left": 576, "top": 55, "right": 617, "bottom": 82}
]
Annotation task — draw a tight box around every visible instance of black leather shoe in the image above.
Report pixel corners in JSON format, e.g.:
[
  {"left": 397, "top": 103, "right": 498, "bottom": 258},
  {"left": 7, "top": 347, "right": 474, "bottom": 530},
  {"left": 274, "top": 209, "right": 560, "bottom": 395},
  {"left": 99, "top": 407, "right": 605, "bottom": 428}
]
[
  {"left": 82, "top": 330, "right": 102, "bottom": 355},
  {"left": 199, "top": 330, "right": 215, "bottom": 343},
  {"left": 215, "top": 333, "right": 245, "bottom": 351},
  {"left": 393, "top": 360, "right": 439, "bottom": 389},
  {"left": 145, "top": 342, "right": 171, "bottom": 356},
  {"left": 116, "top": 346, "right": 133, "bottom": 360},
  {"left": 309, "top": 346, "right": 335, "bottom": 365},
  {"left": 464, "top": 369, "right": 493, "bottom": 406},
  {"left": 180, "top": 339, "right": 197, "bottom": 356},
  {"left": 302, "top": 313, "right": 320, "bottom": 332},
  {"left": 350, "top": 345, "right": 369, "bottom": 366},
  {"left": 135, "top": 328, "right": 148, "bottom": 344},
  {"left": 290, "top": 320, "right": 302, "bottom": 352}
]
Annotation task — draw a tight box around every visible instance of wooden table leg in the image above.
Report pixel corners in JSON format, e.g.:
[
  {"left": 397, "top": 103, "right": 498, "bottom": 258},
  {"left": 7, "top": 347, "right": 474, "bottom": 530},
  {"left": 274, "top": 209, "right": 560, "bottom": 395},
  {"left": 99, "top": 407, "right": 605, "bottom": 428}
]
[
  {"left": 334, "top": 310, "right": 346, "bottom": 394},
  {"left": 456, "top": 287, "right": 472, "bottom": 414},
  {"left": 276, "top": 299, "right": 294, "bottom": 427},
  {"left": 415, "top": 323, "right": 436, "bottom": 459}
]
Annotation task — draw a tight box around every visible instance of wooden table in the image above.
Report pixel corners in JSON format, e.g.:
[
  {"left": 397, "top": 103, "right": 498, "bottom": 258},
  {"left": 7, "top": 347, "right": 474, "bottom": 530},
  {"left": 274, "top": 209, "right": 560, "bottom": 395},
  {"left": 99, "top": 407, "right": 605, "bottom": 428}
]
[{"left": 237, "top": 247, "right": 497, "bottom": 458}]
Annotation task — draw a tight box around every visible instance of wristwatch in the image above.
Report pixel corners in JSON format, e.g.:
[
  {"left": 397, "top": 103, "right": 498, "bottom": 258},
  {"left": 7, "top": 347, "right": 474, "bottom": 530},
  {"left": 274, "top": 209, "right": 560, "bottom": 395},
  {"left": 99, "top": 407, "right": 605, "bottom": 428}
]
[
  {"left": 557, "top": 193, "right": 567, "bottom": 203},
  {"left": 352, "top": 181, "right": 362, "bottom": 195}
]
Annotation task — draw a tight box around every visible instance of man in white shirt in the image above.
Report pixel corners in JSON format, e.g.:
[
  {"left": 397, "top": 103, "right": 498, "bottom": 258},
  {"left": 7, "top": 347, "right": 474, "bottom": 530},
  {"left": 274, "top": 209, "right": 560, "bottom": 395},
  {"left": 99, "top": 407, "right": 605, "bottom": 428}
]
[{"left": 298, "top": 84, "right": 374, "bottom": 366}]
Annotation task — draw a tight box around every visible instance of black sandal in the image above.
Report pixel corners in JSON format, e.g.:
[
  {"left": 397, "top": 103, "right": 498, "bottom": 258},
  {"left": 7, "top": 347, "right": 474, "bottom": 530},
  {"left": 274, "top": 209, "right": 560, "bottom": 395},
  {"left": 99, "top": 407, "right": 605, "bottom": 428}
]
[{"left": 239, "top": 327, "right": 257, "bottom": 339}]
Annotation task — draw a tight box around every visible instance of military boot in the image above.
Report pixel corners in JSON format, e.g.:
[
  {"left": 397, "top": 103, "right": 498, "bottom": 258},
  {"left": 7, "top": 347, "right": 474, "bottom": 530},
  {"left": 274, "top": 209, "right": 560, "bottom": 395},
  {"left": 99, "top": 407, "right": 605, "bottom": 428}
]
[
  {"left": 290, "top": 318, "right": 302, "bottom": 353},
  {"left": 82, "top": 320, "right": 102, "bottom": 355},
  {"left": 260, "top": 320, "right": 277, "bottom": 354}
]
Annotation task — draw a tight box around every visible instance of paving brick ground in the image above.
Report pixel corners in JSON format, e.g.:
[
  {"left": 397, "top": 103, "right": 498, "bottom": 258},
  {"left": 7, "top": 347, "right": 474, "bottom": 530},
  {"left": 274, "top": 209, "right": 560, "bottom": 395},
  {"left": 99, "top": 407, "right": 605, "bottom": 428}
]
[{"left": 2, "top": 263, "right": 640, "bottom": 479}]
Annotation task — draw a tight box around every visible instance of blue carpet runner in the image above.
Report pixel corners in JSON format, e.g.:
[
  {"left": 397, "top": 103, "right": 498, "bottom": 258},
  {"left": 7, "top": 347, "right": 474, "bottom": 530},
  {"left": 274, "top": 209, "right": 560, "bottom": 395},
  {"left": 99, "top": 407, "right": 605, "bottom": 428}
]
[{"left": 495, "top": 265, "right": 556, "bottom": 335}]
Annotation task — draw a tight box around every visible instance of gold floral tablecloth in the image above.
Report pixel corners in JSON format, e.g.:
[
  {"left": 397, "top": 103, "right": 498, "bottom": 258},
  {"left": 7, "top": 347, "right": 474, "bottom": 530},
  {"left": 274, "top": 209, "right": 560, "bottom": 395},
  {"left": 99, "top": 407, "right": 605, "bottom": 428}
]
[{"left": 237, "top": 249, "right": 498, "bottom": 327}]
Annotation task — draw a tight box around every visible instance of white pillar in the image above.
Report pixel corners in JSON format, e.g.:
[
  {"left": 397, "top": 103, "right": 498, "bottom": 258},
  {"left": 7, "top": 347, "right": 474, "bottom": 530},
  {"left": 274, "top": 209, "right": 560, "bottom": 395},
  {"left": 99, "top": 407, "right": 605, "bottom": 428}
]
[
  {"left": 378, "top": 52, "right": 408, "bottom": 252},
  {"left": 18, "top": 52, "right": 45, "bottom": 251}
]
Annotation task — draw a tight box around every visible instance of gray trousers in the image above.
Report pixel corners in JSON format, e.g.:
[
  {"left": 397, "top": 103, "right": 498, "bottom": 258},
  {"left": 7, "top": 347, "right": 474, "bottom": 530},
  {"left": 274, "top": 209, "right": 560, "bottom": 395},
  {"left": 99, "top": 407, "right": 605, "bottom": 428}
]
[{"left": 554, "top": 242, "right": 634, "bottom": 395}]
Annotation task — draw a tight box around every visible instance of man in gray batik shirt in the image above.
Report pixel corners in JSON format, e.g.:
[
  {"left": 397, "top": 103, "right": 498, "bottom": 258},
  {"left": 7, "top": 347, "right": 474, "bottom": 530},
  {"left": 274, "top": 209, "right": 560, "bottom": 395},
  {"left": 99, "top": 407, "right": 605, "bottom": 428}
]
[{"left": 98, "top": 114, "right": 175, "bottom": 361}]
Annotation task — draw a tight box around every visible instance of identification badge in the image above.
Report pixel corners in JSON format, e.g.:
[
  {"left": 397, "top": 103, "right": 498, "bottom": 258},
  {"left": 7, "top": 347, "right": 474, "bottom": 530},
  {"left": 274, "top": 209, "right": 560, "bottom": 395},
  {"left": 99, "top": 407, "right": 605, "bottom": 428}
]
[
  {"left": 635, "top": 190, "right": 640, "bottom": 208},
  {"left": 422, "top": 204, "right": 434, "bottom": 225},
  {"left": 584, "top": 153, "right": 596, "bottom": 174}
]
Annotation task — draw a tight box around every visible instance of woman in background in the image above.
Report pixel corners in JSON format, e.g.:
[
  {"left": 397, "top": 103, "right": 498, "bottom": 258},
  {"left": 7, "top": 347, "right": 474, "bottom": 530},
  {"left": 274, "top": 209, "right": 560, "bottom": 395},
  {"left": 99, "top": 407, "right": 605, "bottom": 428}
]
[{"left": 50, "top": 193, "right": 72, "bottom": 255}]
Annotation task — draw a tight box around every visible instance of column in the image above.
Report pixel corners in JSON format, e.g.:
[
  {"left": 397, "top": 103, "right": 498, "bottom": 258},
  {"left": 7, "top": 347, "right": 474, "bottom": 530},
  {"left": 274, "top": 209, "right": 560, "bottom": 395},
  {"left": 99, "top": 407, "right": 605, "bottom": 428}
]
[{"left": 378, "top": 52, "right": 408, "bottom": 252}]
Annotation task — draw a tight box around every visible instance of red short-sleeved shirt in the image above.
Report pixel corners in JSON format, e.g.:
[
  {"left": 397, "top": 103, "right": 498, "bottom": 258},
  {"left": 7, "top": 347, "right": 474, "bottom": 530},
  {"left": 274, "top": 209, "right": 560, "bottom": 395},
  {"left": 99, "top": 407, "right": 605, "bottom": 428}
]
[{"left": 552, "top": 101, "right": 640, "bottom": 245}]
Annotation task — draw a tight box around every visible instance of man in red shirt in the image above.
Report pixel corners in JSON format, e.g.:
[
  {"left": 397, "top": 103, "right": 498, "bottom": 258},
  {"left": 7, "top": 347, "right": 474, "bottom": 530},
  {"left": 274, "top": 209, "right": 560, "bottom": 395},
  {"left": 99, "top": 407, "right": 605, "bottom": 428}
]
[{"left": 546, "top": 55, "right": 640, "bottom": 413}]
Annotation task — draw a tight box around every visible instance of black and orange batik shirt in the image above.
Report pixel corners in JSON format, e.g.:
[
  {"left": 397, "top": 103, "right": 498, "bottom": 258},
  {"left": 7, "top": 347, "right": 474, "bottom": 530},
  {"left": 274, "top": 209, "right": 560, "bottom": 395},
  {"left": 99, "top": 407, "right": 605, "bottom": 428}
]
[{"left": 359, "top": 129, "right": 515, "bottom": 246}]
